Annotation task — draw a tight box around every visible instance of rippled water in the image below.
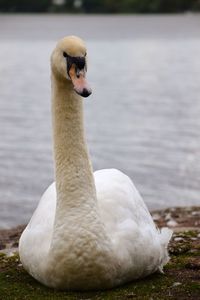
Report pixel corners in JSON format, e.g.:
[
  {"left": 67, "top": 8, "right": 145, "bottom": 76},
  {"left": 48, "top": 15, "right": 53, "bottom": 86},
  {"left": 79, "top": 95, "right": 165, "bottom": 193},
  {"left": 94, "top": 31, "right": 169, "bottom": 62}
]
[{"left": 0, "top": 14, "right": 200, "bottom": 228}]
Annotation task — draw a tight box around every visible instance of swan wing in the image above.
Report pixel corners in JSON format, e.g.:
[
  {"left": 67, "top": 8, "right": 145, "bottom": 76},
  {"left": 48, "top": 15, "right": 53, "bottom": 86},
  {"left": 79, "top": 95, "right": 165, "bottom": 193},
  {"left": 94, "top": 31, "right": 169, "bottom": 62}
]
[
  {"left": 94, "top": 168, "right": 155, "bottom": 234},
  {"left": 94, "top": 169, "right": 172, "bottom": 279},
  {"left": 19, "top": 182, "right": 56, "bottom": 275}
]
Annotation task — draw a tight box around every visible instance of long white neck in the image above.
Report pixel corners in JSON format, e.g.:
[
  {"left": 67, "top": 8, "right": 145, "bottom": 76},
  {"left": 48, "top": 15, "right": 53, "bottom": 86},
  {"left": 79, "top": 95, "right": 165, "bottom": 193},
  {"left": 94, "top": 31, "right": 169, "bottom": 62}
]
[
  {"left": 44, "top": 72, "right": 118, "bottom": 289},
  {"left": 51, "top": 74, "right": 97, "bottom": 225}
]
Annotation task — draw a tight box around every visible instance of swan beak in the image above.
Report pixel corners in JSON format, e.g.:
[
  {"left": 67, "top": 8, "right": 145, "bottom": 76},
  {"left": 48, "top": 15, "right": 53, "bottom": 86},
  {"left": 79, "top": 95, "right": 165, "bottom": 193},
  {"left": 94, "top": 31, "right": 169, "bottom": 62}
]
[{"left": 69, "top": 65, "right": 92, "bottom": 98}]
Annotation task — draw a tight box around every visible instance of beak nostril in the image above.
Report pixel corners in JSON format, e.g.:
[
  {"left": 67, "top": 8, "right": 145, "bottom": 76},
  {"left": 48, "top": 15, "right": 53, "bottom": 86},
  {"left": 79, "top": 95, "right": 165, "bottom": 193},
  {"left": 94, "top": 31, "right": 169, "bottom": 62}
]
[{"left": 81, "top": 88, "right": 92, "bottom": 98}]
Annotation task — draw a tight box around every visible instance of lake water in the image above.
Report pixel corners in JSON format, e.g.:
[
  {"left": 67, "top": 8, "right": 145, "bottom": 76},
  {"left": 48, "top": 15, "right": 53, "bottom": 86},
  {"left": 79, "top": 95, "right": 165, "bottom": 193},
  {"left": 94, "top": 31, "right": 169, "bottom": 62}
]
[{"left": 0, "top": 14, "right": 200, "bottom": 228}]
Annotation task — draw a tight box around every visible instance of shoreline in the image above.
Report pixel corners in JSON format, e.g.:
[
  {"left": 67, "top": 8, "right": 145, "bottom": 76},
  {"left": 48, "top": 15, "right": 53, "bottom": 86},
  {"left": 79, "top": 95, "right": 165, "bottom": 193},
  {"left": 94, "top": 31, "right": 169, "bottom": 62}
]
[{"left": 0, "top": 206, "right": 199, "bottom": 254}]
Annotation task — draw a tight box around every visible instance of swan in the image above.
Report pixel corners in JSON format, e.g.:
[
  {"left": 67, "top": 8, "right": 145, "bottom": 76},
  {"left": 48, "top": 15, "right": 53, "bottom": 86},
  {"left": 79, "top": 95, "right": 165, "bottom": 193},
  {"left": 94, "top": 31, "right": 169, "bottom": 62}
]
[{"left": 19, "top": 36, "right": 172, "bottom": 290}]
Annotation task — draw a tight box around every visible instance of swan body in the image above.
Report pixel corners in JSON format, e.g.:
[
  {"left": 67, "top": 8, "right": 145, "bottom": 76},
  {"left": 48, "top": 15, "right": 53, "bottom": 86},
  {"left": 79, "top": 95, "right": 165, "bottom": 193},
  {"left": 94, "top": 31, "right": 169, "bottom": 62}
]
[{"left": 19, "top": 36, "right": 172, "bottom": 290}]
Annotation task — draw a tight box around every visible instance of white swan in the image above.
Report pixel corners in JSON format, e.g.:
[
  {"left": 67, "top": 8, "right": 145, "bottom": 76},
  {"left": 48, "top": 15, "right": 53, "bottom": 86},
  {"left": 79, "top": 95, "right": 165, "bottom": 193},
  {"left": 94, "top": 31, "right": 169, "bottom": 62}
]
[{"left": 19, "top": 36, "right": 172, "bottom": 290}]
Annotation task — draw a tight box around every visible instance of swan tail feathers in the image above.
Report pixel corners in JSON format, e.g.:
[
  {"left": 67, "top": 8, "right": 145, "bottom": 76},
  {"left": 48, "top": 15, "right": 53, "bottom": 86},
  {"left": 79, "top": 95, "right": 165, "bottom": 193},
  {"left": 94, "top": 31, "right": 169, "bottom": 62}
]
[
  {"left": 160, "top": 227, "right": 173, "bottom": 246},
  {"left": 158, "top": 227, "right": 173, "bottom": 273}
]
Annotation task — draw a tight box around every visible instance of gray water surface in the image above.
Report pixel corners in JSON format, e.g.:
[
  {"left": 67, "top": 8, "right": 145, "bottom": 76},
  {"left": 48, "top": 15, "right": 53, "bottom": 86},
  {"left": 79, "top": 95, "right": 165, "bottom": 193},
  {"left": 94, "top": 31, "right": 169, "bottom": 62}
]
[{"left": 0, "top": 14, "right": 200, "bottom": 228}]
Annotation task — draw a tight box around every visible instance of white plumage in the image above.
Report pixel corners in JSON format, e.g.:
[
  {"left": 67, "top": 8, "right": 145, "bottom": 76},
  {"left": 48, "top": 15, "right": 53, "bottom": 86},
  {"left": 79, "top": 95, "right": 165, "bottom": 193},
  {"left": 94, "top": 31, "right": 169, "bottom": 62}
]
[{"left": 19, "top": 36, "right": 172, "bottom": 290}]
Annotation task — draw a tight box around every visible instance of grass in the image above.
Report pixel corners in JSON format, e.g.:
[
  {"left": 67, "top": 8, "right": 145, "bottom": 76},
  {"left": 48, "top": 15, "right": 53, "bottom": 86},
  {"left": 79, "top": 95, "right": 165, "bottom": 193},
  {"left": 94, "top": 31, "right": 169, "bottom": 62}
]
[{"left": 0, "top": 230, "right": 200, "bottom": 300}]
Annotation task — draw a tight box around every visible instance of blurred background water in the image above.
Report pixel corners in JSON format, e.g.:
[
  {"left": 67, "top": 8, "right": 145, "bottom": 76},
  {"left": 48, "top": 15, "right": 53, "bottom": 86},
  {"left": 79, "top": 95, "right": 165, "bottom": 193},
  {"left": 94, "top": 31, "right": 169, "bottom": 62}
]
[{"left": 0, "top": 14, "right": 200, "bottom": 228}]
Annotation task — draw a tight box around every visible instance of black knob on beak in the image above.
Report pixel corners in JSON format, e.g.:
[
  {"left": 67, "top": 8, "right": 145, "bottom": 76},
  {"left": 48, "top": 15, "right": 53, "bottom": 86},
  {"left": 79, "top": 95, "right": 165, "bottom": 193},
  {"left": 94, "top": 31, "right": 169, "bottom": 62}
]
[{"left": 80, "top": 88, "right": 92, "bottom": 98}]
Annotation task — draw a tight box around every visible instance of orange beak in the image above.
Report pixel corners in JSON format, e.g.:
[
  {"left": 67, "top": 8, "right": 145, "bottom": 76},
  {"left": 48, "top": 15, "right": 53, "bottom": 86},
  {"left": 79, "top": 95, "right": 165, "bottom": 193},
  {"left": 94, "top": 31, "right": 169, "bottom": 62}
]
[{"left": 69, "top": 64, "right": 92, "bottom": 98}]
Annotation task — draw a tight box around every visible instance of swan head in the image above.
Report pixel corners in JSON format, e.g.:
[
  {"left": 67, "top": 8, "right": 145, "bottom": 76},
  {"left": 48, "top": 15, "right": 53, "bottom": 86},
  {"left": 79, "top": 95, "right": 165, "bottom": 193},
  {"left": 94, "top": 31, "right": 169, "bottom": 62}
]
[{"left": 51, "top": 36, "right": 92, "bottom": 98}]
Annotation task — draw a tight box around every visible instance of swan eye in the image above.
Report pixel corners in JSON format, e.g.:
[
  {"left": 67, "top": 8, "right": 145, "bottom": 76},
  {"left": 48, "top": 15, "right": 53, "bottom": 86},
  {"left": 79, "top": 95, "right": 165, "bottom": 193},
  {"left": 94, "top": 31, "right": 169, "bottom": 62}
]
[{"left": 63, "top": 52, "right": 67, "bottom": 58}]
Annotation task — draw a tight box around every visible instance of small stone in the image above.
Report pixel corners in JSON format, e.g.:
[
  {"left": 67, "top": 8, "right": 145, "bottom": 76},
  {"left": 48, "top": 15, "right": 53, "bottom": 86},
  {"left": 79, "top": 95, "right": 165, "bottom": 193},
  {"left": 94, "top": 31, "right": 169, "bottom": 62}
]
[
  {"left": 152, "top": 213, "right": 161, "bottom": 221},
  {"left": 172, "top": 282, "right": 182, "bottom": 287},
  {"left": 192, "top": 211, "right": 200, "bottom": 216},
  {"left": 189, "top": 249, "right": 197, "bottom": 253},
  {"left": 165, "top": 213, "right": 171, "bottom": 221},
  {"left": 174, "top": 237, "right": 183, "bottom": 242},
  {"left": 167, "top": 220, "right": 178, "bottom": 227},
  {"left": 7, "top": 252, "right": 15, "bottom": 257}
]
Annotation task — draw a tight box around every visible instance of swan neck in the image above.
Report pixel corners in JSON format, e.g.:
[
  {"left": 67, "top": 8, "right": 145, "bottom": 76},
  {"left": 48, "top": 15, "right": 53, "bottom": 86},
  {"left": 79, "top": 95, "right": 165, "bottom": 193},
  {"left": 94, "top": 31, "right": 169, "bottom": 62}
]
[
  {"left": 45, "top": 73, "right": 117, "bottom": 286},
  {"left": 51, "top": 74, "right": 96, "bottom": 210}
]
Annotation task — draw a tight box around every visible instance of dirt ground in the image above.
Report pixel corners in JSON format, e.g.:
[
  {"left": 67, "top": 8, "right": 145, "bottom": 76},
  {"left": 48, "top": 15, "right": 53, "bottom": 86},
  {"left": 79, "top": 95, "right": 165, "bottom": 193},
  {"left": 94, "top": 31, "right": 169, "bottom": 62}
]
[{"left": 0, "top": 206, "right": 199, "bottom": 300}]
